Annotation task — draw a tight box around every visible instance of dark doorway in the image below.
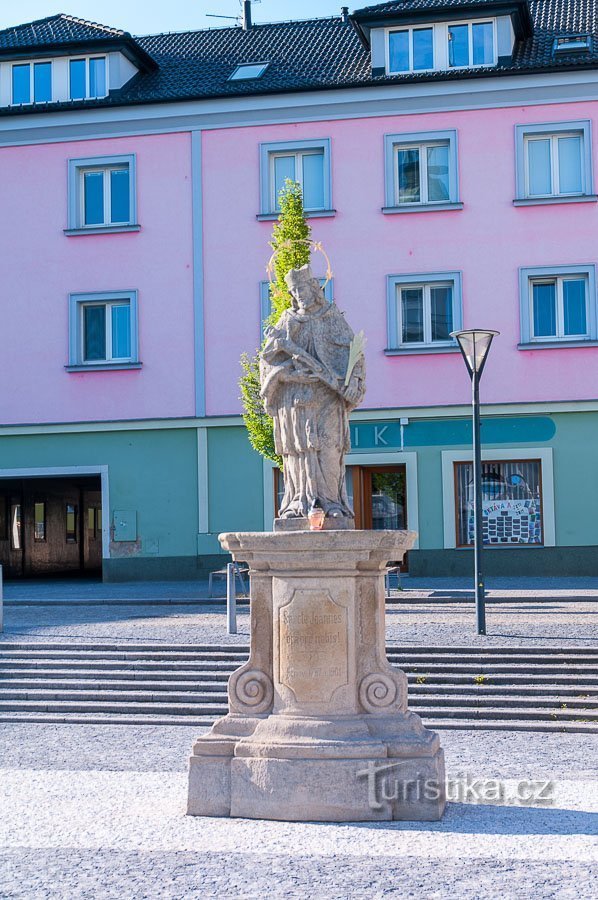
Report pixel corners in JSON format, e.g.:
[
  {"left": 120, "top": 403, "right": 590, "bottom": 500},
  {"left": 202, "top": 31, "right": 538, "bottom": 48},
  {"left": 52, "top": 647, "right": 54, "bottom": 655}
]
[{"left": 0, "top": 476, "right": 103, "bottom": 579}]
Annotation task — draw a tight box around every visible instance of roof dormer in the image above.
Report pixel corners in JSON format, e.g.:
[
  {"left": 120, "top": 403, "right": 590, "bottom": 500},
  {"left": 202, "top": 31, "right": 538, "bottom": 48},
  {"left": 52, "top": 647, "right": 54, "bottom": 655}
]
[
  {"left": 0, "top": 13, "right": 157, "bottom": 109},
  {"left": 352, "top": 0, "right": 534, "bottom": 77}
]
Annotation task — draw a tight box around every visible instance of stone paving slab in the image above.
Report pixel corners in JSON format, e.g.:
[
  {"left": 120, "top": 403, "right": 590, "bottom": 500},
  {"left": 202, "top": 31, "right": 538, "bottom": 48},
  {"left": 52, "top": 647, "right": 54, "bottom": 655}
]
[{"left": 0, "top": 767, "right": 596, "bottom": 899}]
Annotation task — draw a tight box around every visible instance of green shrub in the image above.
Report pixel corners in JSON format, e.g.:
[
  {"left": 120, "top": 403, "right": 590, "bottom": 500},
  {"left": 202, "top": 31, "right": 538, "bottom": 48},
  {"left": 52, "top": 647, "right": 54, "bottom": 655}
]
[{"left": 239, "top": 180, "right": 311, "bottom": 467}]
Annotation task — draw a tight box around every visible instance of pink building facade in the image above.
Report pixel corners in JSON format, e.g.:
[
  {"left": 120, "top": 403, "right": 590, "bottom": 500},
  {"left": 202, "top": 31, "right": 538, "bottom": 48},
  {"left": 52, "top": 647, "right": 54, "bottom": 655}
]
[{"left": 0, "top": 1, "right": 597, "bottom": 578}]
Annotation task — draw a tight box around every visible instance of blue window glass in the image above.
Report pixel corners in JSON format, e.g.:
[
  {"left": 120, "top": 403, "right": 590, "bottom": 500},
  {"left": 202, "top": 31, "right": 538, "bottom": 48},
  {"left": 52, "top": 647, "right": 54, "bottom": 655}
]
[
  {"left": 401, "top": 288, "right": 424, "bottom": 343},
  {"left": 558, "top": 135, "right": 583, "bottom": 194},
  {"left": 563, "top": 279, "right": 587, "bottom": 335},
  {"left": 110, "top": 169, "right": 130, "bottom": 223},
  {"left": 89, "top": 57, "right": 106, "bottom": 98},
  {"left": 413, "top": 28, "right": 433, "bottom": 70},
  {"left": 12, "top": 65, "right": 30, "bottom": 104},
  {"left": 448, "top": 24, "right": 469, "bottom": 67},
  {"left": 302, "top": 152, "right": 325, "bottom": 209},
  {"left": 427, "top": 144, "right": 450, "bottom": 202},
  {"left": 528, "top": 139, "right": 552, "bottom": 196},
  {"left": 111, "top": 304, "right": 131, "bottom": 359},
  {"left": 398, "top": 148, "right": 420, "bottom": 203},
  {"left": 472, "top": 22, "right": 494, "bottom": 65},
  {"left": 70, "top": 59, "right": 86, "bottom": 100},
  {"left": 84, "top": 306, "right": 106, "bottom": 361},
  {"left": 532, "top": 283, "right": 557, "bottom": 337},
  {"left": 431, "top": 286, "right": 453, "bottom": 341},
  {"left": 389, "top": 30, "right": 409, "bottom": 72},
  {"left": 34, "top": 62, "right": 52, "bottom": 102},
  {"left": 273, "top": 155, "right": 296, "bottom": 210},
  {"left": 84, "top": 172, "right": 105, "bottom": 225}
]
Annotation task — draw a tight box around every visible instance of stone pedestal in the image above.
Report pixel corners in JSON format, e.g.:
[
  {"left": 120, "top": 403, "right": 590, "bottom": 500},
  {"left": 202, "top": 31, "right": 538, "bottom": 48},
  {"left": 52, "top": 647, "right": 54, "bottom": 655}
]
[{"left": 187, "top": 531, "right": 446, "bottom": 822}]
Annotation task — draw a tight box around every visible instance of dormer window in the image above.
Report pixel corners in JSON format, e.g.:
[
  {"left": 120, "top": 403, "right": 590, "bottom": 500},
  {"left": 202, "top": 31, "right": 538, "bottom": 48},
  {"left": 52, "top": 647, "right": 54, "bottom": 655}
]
[
  {"left": 11, "top": 61, "right": 52, "bottom": 105},
  {"left": 448, "top": 20, "right": 495, "bottom": 68},
  {"left": 554, "top": 35, "right": 592, "bottom": 54},
  {"left": 385, "top": 19, "right": 497, "bottom": 75},
  {"left": 69, "top": 56, "right": 107, "bottom": 100},
  {"left": 388, "top": 27, "right": 434, "bottom": 73}
]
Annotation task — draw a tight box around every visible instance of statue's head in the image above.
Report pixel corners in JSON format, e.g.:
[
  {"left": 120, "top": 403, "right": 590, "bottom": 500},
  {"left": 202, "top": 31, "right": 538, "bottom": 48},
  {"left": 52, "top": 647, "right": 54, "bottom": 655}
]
[{"left": 285, "top": 265, "right": 326, "bottom": 314}]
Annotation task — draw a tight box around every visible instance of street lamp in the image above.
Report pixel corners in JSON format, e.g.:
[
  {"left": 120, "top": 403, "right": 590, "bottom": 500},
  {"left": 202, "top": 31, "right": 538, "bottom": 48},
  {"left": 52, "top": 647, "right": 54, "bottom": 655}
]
[{"left": 451, "top": 329, "right": 500, "bottom": 635}]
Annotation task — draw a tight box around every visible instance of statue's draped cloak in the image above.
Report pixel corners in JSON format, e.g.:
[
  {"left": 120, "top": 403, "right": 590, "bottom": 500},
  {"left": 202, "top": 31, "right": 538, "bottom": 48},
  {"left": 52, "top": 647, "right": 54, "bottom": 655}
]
[{"left": 260, "top": 301, "right": 365, "bottom": 518}]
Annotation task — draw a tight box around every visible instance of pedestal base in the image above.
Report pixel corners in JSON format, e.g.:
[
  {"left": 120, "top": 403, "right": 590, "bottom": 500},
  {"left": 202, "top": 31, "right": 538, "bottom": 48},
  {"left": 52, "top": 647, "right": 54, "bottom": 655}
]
[
  {"left": 187, "top": 530, "right": 446, "bottom": 822},
  {"left": 188, "top": 712, "right": 445, "bottom": 821}
]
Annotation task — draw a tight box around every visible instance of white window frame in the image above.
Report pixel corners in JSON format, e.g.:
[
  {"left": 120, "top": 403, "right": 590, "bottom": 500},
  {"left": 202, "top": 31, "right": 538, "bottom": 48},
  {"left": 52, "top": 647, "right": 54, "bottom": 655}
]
[
  {"left": 447, "top": 18, "right": 497, "bottom": 69},
  {"left": 519, "top": 264, "right": 597, "bottom": 346},
  {"left": 386, "top": 271, "right": 463, "bottom": 354},
  {"left": 268, "top": 150, "right": 325, "bottom": 213},
  {"left": 393, "top": 140, "right": 451, "bottom": 206},
  {"left": 68, "top": 55, "right": 108, "bottom": 100},
  {"left": 383, "top": 130, "right": 461, "bottom": 213},
  {"left": 384, "top": 18, "right": 497, "bottom": 74},
  {"left": 441, "top": 448, "right": 556, "bottom": 549},
  {"left": 258, "top": 139, "right": 333, "bottom": 218},
  {"left": 386, "top": 26, "right": 435, "bottom": 74},
  {"left": 10, "top": 59, "right": 53, "bottom": 106},
  {"left": 524, "top": 132, "right": 585, "bottom": 199},
  {"left": 67, "top": 290, "right": 140, "bottom": 371},
  {"left": 78, "top": 165, "right": 130, "bottom": 228},
  {"left": 66, "top": 154, "right": 138, "bottom": 234},
  {"left": 514, "top": 121, "right": 594, "bottom": 205},
  {"left": 80, "top": 301, "right": 132, "bottom": 364}
]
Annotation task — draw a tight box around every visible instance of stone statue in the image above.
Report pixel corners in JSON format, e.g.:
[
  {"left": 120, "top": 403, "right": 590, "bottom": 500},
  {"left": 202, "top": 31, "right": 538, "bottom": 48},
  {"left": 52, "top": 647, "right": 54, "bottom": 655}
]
[{"left": 260, "top": 265, "right": 366, "bottom": 522}]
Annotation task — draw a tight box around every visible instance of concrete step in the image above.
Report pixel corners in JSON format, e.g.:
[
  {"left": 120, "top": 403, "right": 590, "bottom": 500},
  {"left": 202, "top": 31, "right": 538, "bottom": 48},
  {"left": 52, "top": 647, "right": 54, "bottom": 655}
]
[
  {"left": 4, "top": 660, "right": 598, "bottom": 679},
  {"left": 3, "top": 641, "right": 598, "bottom": 656},
  {"left": 0, "top": 711, "right": 594, "bottom": 733},
  {"left": 2, "top": 667, "right": 597, "bottom": 689},
  {"left": 0, "top": 689, "right": 593, "bottom": 712},
  {"left": 0, "top": 698, "right": 594, "bottom": 723},
  {"left": 3, "top": 677, "right": 595, "bottom": 699},
  {"left": 0, "top": 699, "right": 229, "bottom": 716}
]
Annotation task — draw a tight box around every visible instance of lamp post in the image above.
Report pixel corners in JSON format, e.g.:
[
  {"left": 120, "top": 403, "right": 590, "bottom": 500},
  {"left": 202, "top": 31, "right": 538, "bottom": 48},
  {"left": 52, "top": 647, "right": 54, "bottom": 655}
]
[{"left": 451, "top": 329, "right": 500, "bottom": 635}]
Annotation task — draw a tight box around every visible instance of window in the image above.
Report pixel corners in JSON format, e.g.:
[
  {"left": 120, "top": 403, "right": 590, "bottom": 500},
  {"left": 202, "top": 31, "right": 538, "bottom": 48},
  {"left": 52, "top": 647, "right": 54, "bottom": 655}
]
[
  {"left": 448, "top": 20, "right": 495, "bottom": 67},
  {"left": 88, "top": 507, "right": 102, "bottom": 539},
  {"left": 554, "top": 35, "right": 592, "bottom": 54},
  {"left": 384, "top": 131, "right": 460, "bottom": 212},
  {"left": 69, "top": 56, "right": 107, "bottom": 100},
  {"left": 10, "top": 501, "right": 21, "bottom": 550},
  {"left": 34, "top": 502, "right": 46, "bottom": 542},
  {"left": 67, "top": 155, "right": 137, "bottom": 233},
  {"left": 229, "top": 62, "right": 269, "bottom": 80},
  {"left": 515, "top": 121, "right": 594, "bottom": 204},
  {"left": 260, "top": 279, "right": 334, "bottom": 339},
  {"left": 68, "top": 290, "right": 140, "bottom": 370},
  {"left": 11, "top": 61, "right": 52, "bottom": 104},
  {"left": 386, "top": 272, "right": 462, "bottom": 353},
  {"left": 455, "top": 459, "right": 543, "bottom": 547},
  {"left": 66, "top": 504, "right": 78, "bottom": 543},
  {"left": 388, "top": 27, "right": 434, "bottom": 73},
  {"left": 519, "top": 265, "right": 597, "bottom": 346},
  {"left": 259, "top": 140, "right": 332, "bottom": 217}
]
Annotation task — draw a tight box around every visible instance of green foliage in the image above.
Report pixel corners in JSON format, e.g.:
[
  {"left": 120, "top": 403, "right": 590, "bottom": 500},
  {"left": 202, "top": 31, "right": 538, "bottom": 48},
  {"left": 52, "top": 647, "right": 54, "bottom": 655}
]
[{"left": 239, "top": 180, "right": 311, "bottom": 467}]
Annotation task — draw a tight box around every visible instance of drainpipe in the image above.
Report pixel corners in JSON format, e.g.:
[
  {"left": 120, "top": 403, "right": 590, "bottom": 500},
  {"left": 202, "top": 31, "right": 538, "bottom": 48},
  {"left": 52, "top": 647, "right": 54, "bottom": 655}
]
[{"left": 243, "top": 0, "right": 252, "bottom": 30}]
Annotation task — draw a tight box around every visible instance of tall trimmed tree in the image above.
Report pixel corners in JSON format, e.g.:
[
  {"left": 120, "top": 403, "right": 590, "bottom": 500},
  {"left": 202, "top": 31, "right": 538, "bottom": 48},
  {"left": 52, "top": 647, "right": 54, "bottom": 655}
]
[{"left": 239, "top": 180, "right": 311, "bottom": 467}]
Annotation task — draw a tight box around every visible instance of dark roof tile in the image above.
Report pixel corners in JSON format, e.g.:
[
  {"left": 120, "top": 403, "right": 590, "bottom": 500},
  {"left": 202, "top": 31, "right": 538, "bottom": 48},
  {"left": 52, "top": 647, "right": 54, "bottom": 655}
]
[{"left": 0, "top": 1, "right": 596, "bottom": 117}]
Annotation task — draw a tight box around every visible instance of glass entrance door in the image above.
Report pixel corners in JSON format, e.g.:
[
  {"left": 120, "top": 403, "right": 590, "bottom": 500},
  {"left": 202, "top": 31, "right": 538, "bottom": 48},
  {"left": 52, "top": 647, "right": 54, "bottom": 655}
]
[{"left": 361, "top": 466, "right": 407, "bottom": 530}]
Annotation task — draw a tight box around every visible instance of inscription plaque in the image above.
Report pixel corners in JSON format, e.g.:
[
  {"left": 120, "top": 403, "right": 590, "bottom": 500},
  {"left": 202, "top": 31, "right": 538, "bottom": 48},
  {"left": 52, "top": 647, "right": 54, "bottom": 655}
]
[{"left": 278, "top": 589, "right": 348, "bottom": 702}]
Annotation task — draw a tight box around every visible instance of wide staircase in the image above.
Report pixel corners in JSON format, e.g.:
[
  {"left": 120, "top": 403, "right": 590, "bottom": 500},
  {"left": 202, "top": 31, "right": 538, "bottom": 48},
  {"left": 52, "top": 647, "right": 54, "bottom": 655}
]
[{"left": 0, "top": 642, "right": 596, "bottom": 733}]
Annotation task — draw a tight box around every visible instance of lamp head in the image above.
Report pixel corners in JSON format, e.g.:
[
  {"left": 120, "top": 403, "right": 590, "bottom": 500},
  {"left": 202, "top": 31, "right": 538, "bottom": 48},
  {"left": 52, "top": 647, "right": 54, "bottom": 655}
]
[{"left": 451, "top": 329, "right": 500, "bottom": 378}]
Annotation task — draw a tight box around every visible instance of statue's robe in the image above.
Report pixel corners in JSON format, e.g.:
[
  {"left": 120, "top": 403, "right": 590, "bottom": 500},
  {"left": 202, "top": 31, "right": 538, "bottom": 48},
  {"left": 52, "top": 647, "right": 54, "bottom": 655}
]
[{"left": 260, "top": 300, "right": 365, "bottom": 519}]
